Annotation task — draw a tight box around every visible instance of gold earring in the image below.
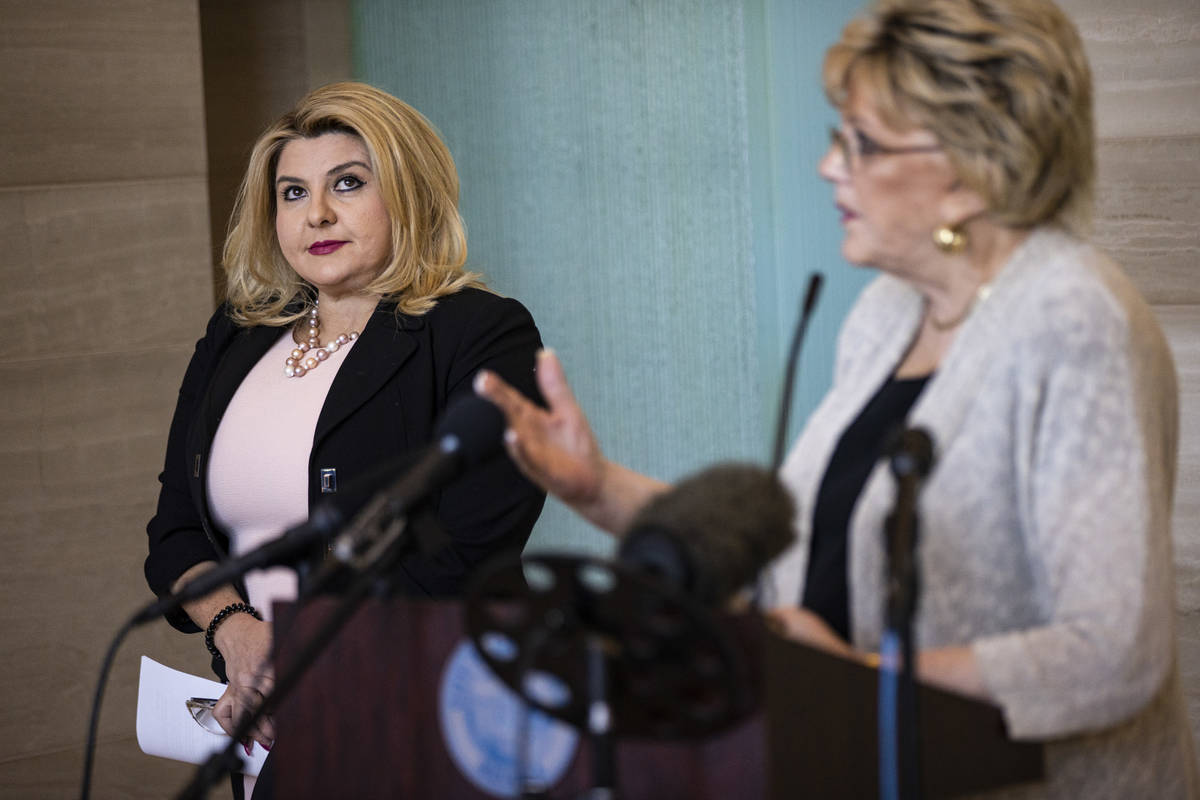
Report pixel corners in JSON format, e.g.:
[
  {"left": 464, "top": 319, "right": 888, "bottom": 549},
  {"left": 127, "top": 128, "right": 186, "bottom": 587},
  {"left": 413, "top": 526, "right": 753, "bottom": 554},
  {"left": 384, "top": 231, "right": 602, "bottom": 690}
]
[{"left": 933, "top": 225, "right": 967, "bottom": 254}]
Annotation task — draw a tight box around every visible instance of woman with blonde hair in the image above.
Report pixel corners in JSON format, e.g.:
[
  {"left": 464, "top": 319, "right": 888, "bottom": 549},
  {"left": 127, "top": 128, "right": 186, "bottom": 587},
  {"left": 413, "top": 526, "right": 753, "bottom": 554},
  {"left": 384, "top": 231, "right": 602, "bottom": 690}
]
[
  {"left": 144, "top": 82, "right": 545, "bottom": 796},
  {"left": 477, "top": 0, "right": 1199, "bottom": 794}
]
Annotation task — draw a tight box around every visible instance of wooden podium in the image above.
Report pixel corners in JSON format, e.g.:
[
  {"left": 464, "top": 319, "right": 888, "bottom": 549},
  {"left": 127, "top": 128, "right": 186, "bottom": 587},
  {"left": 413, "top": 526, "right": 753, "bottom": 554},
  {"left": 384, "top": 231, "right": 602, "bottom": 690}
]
[
  {"left": 271, "top": 598, "right": 1041, "bottom": 799},
  {"left": 761, "top": 631, "right": 1043, "bottom": 797}
]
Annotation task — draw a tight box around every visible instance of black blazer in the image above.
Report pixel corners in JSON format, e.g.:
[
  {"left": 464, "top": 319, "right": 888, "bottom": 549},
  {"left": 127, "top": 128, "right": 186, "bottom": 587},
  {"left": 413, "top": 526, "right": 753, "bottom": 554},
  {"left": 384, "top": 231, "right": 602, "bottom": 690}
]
[{"left": 144, "top": 288, "right": 546, "bottom": 632}]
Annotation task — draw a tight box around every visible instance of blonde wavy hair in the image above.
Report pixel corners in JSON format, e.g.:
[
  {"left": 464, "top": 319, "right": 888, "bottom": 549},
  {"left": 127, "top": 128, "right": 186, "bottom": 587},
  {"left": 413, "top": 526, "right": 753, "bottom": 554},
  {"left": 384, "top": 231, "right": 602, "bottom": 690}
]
[
  {"left": 824, "top": 0, "right": 1094, "bottom": 234},
  {"left": 223, "top": 82, "right": 484, "bottom": 326}
]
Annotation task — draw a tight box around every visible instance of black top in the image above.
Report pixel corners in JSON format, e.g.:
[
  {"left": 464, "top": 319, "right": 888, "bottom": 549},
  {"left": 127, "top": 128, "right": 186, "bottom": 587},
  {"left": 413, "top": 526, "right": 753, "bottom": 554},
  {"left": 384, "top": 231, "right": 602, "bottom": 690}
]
[{"left": 801, "top": 373, "right": 930, "bottom": 639}]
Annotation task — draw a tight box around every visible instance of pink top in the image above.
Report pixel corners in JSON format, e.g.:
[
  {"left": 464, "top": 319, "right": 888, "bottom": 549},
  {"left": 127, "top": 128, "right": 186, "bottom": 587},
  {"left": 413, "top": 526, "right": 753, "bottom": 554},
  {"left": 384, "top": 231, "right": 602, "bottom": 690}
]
[{"left": 207, "top": 330, "right": 357, "bottom": 621}]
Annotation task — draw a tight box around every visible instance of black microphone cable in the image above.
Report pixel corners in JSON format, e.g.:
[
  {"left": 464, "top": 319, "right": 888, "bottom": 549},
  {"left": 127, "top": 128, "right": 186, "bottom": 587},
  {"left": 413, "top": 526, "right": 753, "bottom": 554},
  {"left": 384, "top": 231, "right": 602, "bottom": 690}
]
[{"left": 80, "top": 614, "right": 137, "bottom": 800}]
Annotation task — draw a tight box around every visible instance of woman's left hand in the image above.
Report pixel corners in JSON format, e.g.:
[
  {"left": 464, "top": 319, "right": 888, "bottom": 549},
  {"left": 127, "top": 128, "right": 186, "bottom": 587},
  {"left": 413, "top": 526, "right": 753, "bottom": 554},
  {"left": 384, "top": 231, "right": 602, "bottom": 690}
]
[
  {"left": 767, "top": 607, "right": 990, "bottom": 699},
  {"left": 211, "top": 613, "right": 276, "bottom": 753},
  {"left": 766, "top": 606, "right": 860, "bottom": 662}
]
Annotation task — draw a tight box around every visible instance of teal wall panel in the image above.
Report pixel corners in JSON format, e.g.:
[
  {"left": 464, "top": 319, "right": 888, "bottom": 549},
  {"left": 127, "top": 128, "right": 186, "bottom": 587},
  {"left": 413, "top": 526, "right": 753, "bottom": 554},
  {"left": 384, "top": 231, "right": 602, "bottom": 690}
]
[
  {"left": 748, "top": 0, "right": 872, "bottom": 450},
  {"left": 354, "top": 0, "right": 863, "bottom": 555}
]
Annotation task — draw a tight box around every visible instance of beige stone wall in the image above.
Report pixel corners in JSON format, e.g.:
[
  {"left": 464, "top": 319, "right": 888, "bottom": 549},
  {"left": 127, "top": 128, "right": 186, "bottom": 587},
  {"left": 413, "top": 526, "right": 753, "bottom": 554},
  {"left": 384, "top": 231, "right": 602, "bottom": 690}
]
[
  {"left": 0, "top": 1, "right": 348, "bottom": 796},
  {"left": 0, "top": 2, "right": 215, "bottom": 795},
  {"left": 199, "top": 0, "right": 352, "bottom": 295},
  {"left": 1056, "top": 0, "right": 1200, "bottom": 738}
]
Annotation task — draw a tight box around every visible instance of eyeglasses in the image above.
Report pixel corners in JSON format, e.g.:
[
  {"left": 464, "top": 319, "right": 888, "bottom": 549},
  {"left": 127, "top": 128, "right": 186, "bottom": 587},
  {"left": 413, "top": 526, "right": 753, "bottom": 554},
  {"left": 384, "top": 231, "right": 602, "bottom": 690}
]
[
  {"left": 186, "top": 696, "right": 225, "bottom": 735},
  {"left": 829, "top": 126, "right": 941, "bottom": 171}
]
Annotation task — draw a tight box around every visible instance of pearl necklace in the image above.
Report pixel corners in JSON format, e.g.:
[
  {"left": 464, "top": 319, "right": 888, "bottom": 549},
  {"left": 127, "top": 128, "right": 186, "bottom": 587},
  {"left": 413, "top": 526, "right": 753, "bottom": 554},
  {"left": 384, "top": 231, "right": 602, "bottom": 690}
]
[{"left": 283, "top": 302, "right": 359, "bottom": 378}]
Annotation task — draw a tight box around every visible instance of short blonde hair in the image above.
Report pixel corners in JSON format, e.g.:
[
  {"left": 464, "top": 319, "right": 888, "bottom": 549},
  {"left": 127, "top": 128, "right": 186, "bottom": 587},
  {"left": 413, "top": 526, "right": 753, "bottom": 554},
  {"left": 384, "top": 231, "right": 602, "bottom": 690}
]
[
  {"left": 223, "top": 82, "right": 484, "bottom": 325},
  {"left": 824, "top": 0, "right": 1094, "bottom": 234}
]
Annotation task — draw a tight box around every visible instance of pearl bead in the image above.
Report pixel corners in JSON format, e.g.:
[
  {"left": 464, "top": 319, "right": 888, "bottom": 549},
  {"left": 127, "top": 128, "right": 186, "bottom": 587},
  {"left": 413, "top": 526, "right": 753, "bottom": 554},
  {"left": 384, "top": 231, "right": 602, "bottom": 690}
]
[{"left": 282, "top": 300, "right": 358, "bottom": 379}]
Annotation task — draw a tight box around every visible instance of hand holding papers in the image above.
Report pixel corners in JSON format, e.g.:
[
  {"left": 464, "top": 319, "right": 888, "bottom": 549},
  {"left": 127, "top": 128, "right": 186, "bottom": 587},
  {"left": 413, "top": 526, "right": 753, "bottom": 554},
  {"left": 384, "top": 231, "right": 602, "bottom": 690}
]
[{"left": 135, "top": 656, "right": 268, "bottom": 776}]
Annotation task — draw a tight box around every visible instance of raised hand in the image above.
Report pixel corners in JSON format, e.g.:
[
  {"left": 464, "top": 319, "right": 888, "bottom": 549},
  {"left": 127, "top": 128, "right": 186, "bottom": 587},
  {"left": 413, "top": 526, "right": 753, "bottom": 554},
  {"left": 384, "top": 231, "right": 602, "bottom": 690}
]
[
  {"left": 474, "top": 348, "right": 606, "bottom": 507},
  {"left": 474, "top": 348, "right": 669, "bottom": 535}
]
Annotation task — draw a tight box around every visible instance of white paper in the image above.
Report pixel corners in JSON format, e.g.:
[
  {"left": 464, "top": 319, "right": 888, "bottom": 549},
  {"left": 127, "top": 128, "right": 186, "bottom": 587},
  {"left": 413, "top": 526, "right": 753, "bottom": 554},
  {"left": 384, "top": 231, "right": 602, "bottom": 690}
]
[{"left": 135, "top": 655, "right": 268, "bottom": 777}]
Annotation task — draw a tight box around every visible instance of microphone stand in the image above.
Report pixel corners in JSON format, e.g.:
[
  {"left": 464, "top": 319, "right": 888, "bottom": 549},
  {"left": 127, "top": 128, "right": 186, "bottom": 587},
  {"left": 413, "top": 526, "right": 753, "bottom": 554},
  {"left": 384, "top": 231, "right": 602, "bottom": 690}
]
[
  {"left": 132, "top": 504, "right": 347, "bottom": 626},
  {"left": 175, "top": 511, "right": 417, "bottom": 799},
  {"left": 755, "top": 272, "right": 822, "bottom": 610},
  {"left": 581, "top": 632, "right": 616, "bottom": 800},
  {"left": 879, "top": 428, "right": 933, "bottom": 800}
]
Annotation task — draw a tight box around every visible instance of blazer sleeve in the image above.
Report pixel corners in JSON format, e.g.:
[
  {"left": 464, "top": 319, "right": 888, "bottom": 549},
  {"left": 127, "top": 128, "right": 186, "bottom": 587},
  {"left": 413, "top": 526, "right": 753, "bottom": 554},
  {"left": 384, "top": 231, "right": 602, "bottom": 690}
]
[
  {"left": 144, "top": 306, "right": 234, "bottom": 632},
  {"left": 393, "top": 292, "right": 546, "bottom": 596}
]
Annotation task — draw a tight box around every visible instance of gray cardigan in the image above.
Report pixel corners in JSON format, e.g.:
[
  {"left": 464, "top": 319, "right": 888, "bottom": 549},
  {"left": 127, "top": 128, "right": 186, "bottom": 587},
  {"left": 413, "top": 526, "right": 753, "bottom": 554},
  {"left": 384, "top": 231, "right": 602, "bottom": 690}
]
[{"left": 767, "top": 227, "right": 1198, "bottom": 797}]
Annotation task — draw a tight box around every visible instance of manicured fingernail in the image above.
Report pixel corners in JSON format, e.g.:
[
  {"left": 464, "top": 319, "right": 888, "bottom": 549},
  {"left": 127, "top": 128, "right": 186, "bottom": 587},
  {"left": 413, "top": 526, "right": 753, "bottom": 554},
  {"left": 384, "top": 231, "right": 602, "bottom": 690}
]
[
  {"left": 504, "top": 428, "right": 518, "bottom": 446},
  {"left": 537, "top": 347, "right": 555, "bottom": 360},
  {"left": 473, "top": 370, "right": 488, "bottom": 393}
]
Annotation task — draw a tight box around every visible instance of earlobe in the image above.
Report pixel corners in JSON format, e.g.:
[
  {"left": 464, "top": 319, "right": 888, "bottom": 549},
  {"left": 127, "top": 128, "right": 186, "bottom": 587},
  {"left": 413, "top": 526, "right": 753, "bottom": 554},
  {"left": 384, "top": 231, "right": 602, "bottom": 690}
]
[{"left": 938, "top": 182, "right": 988, "bottom": 229}]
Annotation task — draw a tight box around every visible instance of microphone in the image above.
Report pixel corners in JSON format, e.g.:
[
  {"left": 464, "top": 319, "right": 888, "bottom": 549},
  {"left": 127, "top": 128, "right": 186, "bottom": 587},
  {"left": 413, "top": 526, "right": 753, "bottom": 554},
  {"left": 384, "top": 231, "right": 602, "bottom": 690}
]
[
  {"left": 885, "top": 426, "right": 934, "bottom": 550},
  {"left": 329, "top": 394, "right": 505, "bottom": 562},
  {"left": 883, "top": 427, "right": 934, "bottom": 629},
  {"left": 772, "top": 273, "right": 824, "bottom": 470},
  {"left": 888, "top": 427, "right": 934, "bottom": 482},
  {"left": 134, "top": 394, "right": 505, "bottom": 624},
  {"left": 617, "top": 463, "right": 795, "bottom": 606},
  {"left": 618, "top": 273, "right": 821, "bottom": 608}
]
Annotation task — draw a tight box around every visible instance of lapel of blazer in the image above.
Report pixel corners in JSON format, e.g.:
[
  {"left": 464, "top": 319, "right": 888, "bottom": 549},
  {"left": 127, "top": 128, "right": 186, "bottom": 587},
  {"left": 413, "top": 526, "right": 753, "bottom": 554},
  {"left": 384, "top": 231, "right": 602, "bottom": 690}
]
[
  {"left": 185, "top": 318, "right": 285, "bottom": 547},
  {"left": 195, "top": 322, "right": 287, "bottom": 453},
  {"left": 314, "top": 301, "right": 422, "bottom": 445}
]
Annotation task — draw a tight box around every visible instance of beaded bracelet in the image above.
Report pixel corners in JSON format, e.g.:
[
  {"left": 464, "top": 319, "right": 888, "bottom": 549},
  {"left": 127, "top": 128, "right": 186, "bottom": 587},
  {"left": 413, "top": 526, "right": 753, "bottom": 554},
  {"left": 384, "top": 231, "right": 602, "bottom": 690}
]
[{"left": 204, "top": 602, "right": 262, "bottom": 659}]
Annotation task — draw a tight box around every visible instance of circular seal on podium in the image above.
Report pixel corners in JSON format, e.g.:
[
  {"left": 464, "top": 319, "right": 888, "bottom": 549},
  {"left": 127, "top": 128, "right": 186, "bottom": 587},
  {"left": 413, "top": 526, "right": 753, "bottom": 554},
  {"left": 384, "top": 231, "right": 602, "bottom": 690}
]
[{"left": 439, "top": 640, "right": 579, "bottom": 797}]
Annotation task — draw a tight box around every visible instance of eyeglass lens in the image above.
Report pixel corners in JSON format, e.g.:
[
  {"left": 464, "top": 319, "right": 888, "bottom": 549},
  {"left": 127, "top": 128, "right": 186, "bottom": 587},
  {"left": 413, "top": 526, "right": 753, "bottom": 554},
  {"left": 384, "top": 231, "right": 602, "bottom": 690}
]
[{"left": 186, "top": 697, "right": 226, "bottom": 736}]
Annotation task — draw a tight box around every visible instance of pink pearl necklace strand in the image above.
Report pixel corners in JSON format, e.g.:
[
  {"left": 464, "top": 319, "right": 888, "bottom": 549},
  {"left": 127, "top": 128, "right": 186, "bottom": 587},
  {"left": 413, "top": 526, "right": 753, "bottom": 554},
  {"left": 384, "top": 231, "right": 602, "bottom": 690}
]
[{"left": 283, "top": 301, "right": 359, "bottom": 378}]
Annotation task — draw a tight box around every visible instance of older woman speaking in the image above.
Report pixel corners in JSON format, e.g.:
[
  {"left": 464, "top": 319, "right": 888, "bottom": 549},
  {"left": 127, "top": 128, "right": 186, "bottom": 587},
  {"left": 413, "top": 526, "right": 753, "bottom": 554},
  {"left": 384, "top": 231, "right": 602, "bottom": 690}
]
[
  {"left": 476, "top": 0, "right": 1199, "bottom": 795},
  {"left": 144, "top": 82, "right": 545, "bottom": 795}
]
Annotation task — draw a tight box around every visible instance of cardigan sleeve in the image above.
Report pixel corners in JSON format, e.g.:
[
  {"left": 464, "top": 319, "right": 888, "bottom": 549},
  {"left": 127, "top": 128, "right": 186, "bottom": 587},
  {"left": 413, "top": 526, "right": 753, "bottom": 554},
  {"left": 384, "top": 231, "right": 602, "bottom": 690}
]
[
  {"left": 970, "top": 283, "right": 1179, "bottom": 739},
  {"left": 143, "top": 306, "right": 235, "bottom": 632}
]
